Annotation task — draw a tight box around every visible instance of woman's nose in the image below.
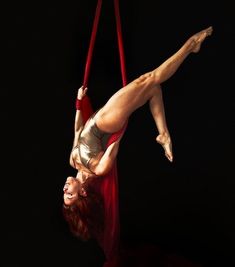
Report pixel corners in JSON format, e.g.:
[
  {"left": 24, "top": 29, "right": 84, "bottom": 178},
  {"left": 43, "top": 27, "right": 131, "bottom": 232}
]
[{"left": 63, "top": 185, "right": 68, "bottom": 192}]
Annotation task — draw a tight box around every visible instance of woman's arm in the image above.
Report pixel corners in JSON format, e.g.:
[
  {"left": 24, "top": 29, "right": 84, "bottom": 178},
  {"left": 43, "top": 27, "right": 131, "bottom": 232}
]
[
  {"left": 69, "top": 86, "right": 88, "bottom": 167},
  {"left": 93, "top": 127, "right": 125, "bottom": 176},
  {"left": 93, "top": 140, "right": 121, "bottom": 176},
  {"left": 71, "top": 86, "right": 88, "bottom": 147}
]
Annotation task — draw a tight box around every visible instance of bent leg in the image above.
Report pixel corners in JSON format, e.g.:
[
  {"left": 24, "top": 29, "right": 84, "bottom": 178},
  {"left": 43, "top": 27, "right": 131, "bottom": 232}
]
[
  {"left": 95, "top": 26, "right": 213, "bottom": 133},
  {"left": 149, "top": 85, "right": 173, "bottom": 162}
]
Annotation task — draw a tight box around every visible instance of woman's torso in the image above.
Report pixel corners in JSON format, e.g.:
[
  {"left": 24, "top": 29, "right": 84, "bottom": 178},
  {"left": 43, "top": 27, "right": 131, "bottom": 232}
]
[{"left": 72, "top": 114, "right": 112, "bottom": 173}]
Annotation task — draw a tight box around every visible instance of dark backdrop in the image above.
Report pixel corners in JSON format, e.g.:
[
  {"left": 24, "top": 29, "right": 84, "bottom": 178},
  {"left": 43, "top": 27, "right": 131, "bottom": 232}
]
[{"left": 2, "top": 1, "right": 234, "bottom": 267}]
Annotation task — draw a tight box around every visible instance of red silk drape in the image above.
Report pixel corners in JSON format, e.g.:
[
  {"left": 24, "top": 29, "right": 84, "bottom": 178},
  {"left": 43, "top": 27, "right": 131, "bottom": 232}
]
[
  {"left": 80, "top": 95, "right": 121, "bottom": 267},
  {"left": 80, "top": 1, "right": 127, "bottom": 266}
]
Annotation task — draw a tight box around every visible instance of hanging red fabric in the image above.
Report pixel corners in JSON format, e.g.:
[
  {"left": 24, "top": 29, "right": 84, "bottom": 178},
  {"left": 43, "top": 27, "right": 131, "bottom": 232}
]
[
  {"left": 79, "top": 1, "right": 127, "bottom": 266},
  {"left": 80, "top": 0, "right": 102, "bottom": 124},
  {"left": 82, "top": 0, "right": 102, "bottom": 89},
  {"left": 107, "top": 0, "right": 128, "bottom": 145},
  {"left": 114, "top": 0, "right": 127, "bottom": 87}
]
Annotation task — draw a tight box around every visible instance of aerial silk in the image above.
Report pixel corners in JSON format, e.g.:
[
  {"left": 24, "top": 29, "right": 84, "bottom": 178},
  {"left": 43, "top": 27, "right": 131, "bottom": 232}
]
[{"left": 79, "top": 0, "right": 127, "bottom": 266}]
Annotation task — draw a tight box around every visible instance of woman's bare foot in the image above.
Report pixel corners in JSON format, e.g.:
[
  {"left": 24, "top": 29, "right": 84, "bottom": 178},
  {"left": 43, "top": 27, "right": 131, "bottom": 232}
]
[
  {"left": 156, "top": 134, "right": 173, "bottom": 162},
  {"left": 188, "top": 26, "right": 213, "bottom": 53}
]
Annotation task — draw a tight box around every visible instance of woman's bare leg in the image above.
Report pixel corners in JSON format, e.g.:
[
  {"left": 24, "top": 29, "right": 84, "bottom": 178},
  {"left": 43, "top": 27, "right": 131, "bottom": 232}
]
[
  {"left": 149, "top": 85, "right": 173, "bottom": 162},
  {"left": 151, "top": 26, "right": 213, "bottom": 84},
  {"left": 148, "top": 26, "right": 213, "bottom": 161},
  {"left": 96, "top": 26, "right": 213, "bottom": 133}
]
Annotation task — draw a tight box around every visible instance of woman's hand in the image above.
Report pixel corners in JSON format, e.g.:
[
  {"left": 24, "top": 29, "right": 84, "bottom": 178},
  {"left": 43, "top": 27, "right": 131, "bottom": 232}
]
[{"left": 77, "top": 86, "right": 88, "bottom": 100}]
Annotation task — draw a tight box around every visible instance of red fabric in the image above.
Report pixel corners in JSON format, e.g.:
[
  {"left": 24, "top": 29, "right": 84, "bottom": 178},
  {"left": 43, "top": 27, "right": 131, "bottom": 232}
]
[
  {"left": 75, "top": 98, "right": 82, "bottom": 110},
  {"left": 114, "top": 0, "right": 127, "bottom": 86},
  {"left": 80, "top": 0, "right": 127, "bottom": 266},
  {"left": 82, "top": 0, "right": 103, "bottom": 88},
  {"left": 101, "top": 3, "right": 128, "bottom": 264},
  {"left": 80, "top": 95, "right": 121, "bottom": 266},
  {"left": 81, "top": 95, "right": 94, "bottom": 123}
]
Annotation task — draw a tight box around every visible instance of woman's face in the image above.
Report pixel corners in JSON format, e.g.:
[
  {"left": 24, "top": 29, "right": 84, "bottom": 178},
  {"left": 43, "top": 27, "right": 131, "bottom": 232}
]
[{"left": 63, "top": 176, "right": 79, "bottom": 205}]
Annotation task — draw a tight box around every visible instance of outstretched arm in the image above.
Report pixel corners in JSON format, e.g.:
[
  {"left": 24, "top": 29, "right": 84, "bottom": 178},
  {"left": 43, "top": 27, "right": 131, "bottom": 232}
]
[
  {"left": 69, "top": 86, "right": 88, "bottom": 167},
  {"left": 72, "top": 86, "right": 88, "bottom": 146}
]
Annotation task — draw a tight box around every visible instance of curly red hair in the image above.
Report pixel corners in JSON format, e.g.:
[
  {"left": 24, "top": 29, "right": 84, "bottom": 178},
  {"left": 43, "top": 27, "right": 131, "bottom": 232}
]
[{"left": 62, "top": 190, "right": 104, "bottom": 242}]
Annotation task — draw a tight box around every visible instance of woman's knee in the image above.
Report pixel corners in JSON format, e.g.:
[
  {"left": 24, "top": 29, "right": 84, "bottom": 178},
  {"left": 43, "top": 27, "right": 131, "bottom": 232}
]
[{"left": 136, "top": 72, "right": 152, "bottom": 84}]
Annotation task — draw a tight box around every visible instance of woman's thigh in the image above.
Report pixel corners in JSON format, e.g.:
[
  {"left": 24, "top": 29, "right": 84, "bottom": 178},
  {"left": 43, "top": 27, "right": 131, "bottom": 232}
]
[{"left": 94, "top": 74, "right": 157, "bottom": 132}]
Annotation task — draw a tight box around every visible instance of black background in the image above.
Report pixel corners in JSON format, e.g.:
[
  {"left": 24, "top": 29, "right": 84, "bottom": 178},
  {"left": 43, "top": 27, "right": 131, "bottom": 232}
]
[{"left": 2, "top": 0, "right": 234, "bottom": 266}]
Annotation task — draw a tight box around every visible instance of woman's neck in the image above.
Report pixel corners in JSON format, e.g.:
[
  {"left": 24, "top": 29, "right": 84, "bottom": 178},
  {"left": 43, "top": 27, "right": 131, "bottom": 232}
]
[{"left": 76, "top": 169, "right": 97, "bottom": 184}]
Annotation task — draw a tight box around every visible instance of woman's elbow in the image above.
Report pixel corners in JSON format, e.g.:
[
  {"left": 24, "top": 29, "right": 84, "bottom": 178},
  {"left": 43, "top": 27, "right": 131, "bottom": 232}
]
[
  {"left": 93, "top": 168, "right": 107, "bottom": 177},
  {"left": 93, "top": 164, "right": 111, "bottom": 176}
]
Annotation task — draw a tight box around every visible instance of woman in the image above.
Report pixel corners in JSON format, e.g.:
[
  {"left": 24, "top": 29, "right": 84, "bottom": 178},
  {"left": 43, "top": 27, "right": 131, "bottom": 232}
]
[{"left": 63, "top": 26, "right": 213, "bottom": 206}]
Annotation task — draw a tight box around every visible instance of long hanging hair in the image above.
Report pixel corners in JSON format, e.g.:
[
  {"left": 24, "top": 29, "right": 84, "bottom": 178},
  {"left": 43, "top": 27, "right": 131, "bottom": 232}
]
[{"left": 62, "top": 186, "right": 104, "bottom": 242}]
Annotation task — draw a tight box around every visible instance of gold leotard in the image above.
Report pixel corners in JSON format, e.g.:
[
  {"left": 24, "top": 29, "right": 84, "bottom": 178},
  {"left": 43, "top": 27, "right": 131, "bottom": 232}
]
[{"left": 76, "top": 114, "right": 111, "bottom": 169}]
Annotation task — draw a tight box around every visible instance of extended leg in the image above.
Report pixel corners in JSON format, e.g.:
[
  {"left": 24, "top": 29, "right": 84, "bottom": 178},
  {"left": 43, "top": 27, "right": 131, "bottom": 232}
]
[
  {"left": 151, "top": 26, "right": 213, "bottom": 84},
  {"left": 96, "top": 26, "right": 213, "bottom": 133}
]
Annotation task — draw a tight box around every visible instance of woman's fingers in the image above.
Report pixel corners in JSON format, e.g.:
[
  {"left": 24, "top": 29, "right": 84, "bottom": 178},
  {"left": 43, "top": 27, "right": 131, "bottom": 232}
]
[
  {"left": 83, "top": 87, "right": 88, "bottom": 94},
  {"left": 77, "top": 86, "right": 88, "bottom": 99}
]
